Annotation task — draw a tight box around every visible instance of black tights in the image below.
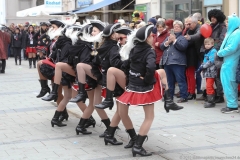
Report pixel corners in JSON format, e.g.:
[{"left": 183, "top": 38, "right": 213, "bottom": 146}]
[{"left": 13, "top": 48, "right": 21, "bottom": 65}]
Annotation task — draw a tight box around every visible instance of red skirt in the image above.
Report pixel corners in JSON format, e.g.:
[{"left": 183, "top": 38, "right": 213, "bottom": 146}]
[
  {"left": 72, "top": 83, "right": 93, "bottom": 91},
  {"left": 101, "top": 88, "right": 107, "bottom": 98},
  {"left": 36, "top": 46, "right": 48, "bottom": 52},
  {"left": 117, "top": 72, "right": 162, "bottom": 106},
  {"left": 26, "top": 47, "right": 37, "bottom": 54}
]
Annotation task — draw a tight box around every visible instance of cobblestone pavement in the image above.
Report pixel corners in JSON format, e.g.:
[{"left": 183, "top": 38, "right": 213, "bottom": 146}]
[{"left": 1, "top": 58, "right": 240, "bottom": 160}]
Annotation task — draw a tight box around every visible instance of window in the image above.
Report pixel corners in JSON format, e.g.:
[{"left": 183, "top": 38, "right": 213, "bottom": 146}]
[
  {"left": 36, "top": 0, "right": 44, "bottom": 6},
  {"left": 19, "top": 0, "right": 31, "bottom": 10}
]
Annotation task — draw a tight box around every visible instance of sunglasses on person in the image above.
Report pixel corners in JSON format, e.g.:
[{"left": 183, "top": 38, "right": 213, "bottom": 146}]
[{"left": 118, "top": 36, "right": 127, "bottom": 41}]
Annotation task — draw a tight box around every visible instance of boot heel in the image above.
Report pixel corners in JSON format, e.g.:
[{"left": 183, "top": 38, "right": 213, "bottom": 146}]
[
  {"left": 104, "top": 140, "right": 108, "bottom": 145},
  {"left": 66, "top": 117, "right": 68, "bottom": 121},
  {"left": 109, "top": 107, "right": 113, "bottom": 110},
  {"left": 51, "top": 122, "right": 54, "bottom": 127},
  {"left": 76, "top": 131, "right": 79, "bottom": 135},
  {"left": 93, "top": 124, "right": 95, "bottom": 128},
  {"left": 132, "top": 152, "right": 136, "bottom": 157}
]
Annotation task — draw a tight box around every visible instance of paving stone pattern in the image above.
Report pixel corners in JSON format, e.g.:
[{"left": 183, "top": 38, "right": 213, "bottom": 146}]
[{"left": 1, "top": 59, "right": 240, "bottom": 160}]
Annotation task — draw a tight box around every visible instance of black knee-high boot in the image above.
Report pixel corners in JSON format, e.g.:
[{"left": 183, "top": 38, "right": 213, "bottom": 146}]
[
  {"left": 59, "top": 107, "right": 69, "bottom": 121},
  {"left": 33, "top": 57, "right": 36, "bottom": 68},
  {"left": 75, "top": 118, "right": 92, "bottom": 135},
  {"left": 51, "top": 110, "right": 67, "bottom": 127},
  {"left": 132, "top": 135, "right": 152, "bottom": 157},
  {"left": 104, "top": 126, "right": 123, "bottom": 145},
  {"left": 124, "top": 128, "right": 137, "bottom": 148},
  {"left": 42, "top": 83, "right": 59, "bottom": 101},
  {"left": 69, "top": 82, "right": 87, "bottom": 103},
  {"left": 95, "top": 89, "right": 114, "bottom": 110},
  {"left": 99, "top": 118, "right": 111, "bottom": 138},
  {"left": 36, "top": 80, "right": 51, "bottom": 98},
  {"left": 29, "top": 58, "right": 32, "bottom": 68}
]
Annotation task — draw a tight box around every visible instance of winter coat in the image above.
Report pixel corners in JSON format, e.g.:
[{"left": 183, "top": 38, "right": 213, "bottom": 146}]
[
  {"left": 50, "top": 36, "right": 72, "bottom": 63},
  {"left": 211, "top": 22, "right": 227, "bottom": 51},
  {"left": 153, "top": 29, "right": 169, "bottom": 64},
  {"left": 186, "top": 24, "right": 204, "bottom": 66},
  {"left": 11, "top": 33, "right": 23, "bottom": 48},
  {"left": 202, "top": 47, "right": 217, "bottom": 78},
  {"left": 0, "top": 31, "right": 10, "bottom": 59},
  {"left": 160, "top": 32, "right": 188, "bottom": 66},
  {"left": 93, "top": 39, "right": 123, "bottom": 87},
  {"left": 122, "top": 42, "right": 156, "bottom": 92},
  {"left": 25, "top": 31, "right": 38, "bottom": 47}
]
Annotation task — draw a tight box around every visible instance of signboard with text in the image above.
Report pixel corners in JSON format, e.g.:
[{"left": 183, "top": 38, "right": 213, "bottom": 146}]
[
  {"left": 44, "top": 0, "right": 62, "bottom": 12},
  {"left": 76, "top": 0, "right": 93, "bottom": 8}
]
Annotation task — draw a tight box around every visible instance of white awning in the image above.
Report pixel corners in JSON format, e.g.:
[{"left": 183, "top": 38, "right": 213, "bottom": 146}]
[{"left": 16, "top": 5, "right": 61, "bottom": 17}]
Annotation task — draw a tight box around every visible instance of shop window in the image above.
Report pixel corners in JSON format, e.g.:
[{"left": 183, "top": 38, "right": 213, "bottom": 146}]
[
  {"left": 19, "top": 0, "right": 31, "bottom": 10},
  {"left": 36, "top": 0, "right": 44, "bottom": 6},
  {"left": 161, "top": 0, "right": 174, "bottom": 19},
  {"left": 192, "top": 0, "right": 202, "bottom": 14}
]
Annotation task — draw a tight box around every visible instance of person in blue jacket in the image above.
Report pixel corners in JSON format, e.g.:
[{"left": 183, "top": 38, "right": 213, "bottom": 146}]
[{"left": 217, "top": 14, "right": 240, "bottom": 113}]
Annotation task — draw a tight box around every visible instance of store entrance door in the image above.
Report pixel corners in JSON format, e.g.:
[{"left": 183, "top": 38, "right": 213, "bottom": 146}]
[{"left": 174, "top": 0, "right": 191, "bottom": 22}]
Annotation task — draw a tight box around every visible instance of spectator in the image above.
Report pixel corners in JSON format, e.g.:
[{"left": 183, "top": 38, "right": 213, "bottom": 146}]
[
  {"left": 184, "top": 16, "right": 204, "bottom": 100},
  {"left": 208, "top": 9, "right": 227, "bottom": 103},
  {"left": 154, "top": 21, "right": 169, "bottom": 69},
  {"left": 148, "top": 18, "right": 157, "bottom": 34},
  {"left": 0, "top": 26, "right": 11, "bottom": 73},
  {"left": 217, "top": 14, "right": 240, "bottom": 113},
  {"left": 196, "top": 38, "right": 217, "bottom": 108},
  {"left": 161, "top": 20, "right": 189, "bottom": 103},
  {"left": 11, "top": 28, "right": 23, "bottom": 65},
  {"left": 165, "top": 19, "right": 174, "bottom": 32}
]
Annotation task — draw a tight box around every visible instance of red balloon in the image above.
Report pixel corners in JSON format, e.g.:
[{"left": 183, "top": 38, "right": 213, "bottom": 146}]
[{"left": 200, "top": 24, "right": 212, "bottom": 38}]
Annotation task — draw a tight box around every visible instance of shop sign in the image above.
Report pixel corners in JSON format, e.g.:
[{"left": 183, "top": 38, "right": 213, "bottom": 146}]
[
  {"left": 77, "top": 0, "right": 93, "bottom": 8},
  {"left": 204, "top": 0, "right": 223, "bottom": 6},
  {"left": 135, "top": 4, "right": 147, "bottom": 12},
  {"left": 44, "top": 0, "right": 62, "bottom": 8}
]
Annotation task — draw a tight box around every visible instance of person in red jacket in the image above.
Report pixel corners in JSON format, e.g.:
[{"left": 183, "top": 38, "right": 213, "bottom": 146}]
[{"left": 153, "top": 21, "right": 169, "bottom": 69}]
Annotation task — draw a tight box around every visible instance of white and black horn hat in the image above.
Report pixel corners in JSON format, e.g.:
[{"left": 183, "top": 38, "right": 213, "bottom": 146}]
[
  {"left": 102, "top": 23, "right": 121, "bottom": 37},
  {"left": 90, "top": 20, "right": 106, "bottom": 32},
  {"left": 133, "top": 24, "right": 154, "bottom": 43},
  {"left": 115, "top": 26, "right": 132, "bottom": 35},
  {"left": 49, "top": 19, "right": 65, "bottom": 28}
]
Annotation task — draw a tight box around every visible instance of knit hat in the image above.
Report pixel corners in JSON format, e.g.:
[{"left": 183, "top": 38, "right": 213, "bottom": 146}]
[{"left": 148, "top": 18, "right": 157, "bottom": 26}]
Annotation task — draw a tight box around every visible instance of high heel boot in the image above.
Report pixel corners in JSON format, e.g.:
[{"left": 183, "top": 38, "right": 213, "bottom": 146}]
[
  {"left": 164, "top": 90, "right": 184, "bottom": 113},
  {"left": 69, "top": 82, "right": 87, "bottom": 103},
  {"left": 104, "top": 126, "right": 123, "bottom": 145},
  {"left": 124, "top": 128, "right": 137, "bottom": 148},
  {"left": 59, "top": 107, "right": 69, "bottom": 122},
  {"left": 36, "top": 80, "right": 51, "bottom": 98},
  {"left": 187, "top": 93, "right": 196, "bottom": 100},
  {"left": 42, "top": 83, "right": 59, "bottom": 101},
  {"left": 76, "top": 118, "right": 92, "bottom": 135},
  {"left": 84, "top": 116, "right": 96, "bottom": 128},
  {"left": 132, "top": 135, "right": 152, "bottom": 157},
  {"left": 51, "top": 111, "right": 67, "bottom": 127},
  {"left": 95, "top": 89, "right": 114, "bottom": 110},
  {"left": 99, "top": 118, "right": 110, "bottom": 138}
]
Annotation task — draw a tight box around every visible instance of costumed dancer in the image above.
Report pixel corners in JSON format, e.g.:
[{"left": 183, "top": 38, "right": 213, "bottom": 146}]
[
  {"left": 95, "top": 26, "right": 133, "bottom": 146},
  {"left": 41, "top": 24, "right": 76, "bottom": 127},
  {"left": 36, "top": 19, "right": 65, "bottom": 106},
  {"left": 115, "top": 25, "right": 183, "bottom": 157},
  {"left": 70, "top": 21, "right": 122, "bottom": 137},
  {"left": 25, "top": 25, "right": 38, "bottom": 68},
  {"left": 36, "top": 22, "right": 50, "bottom": 60}
]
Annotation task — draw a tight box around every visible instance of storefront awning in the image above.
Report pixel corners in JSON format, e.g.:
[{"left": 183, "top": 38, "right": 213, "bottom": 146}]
[
  {"left": 16, "top": 5, "right": 61, "bottom": 17},
  {"left": 74, "top": 0, "right": 120, "bottom": 14}
]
